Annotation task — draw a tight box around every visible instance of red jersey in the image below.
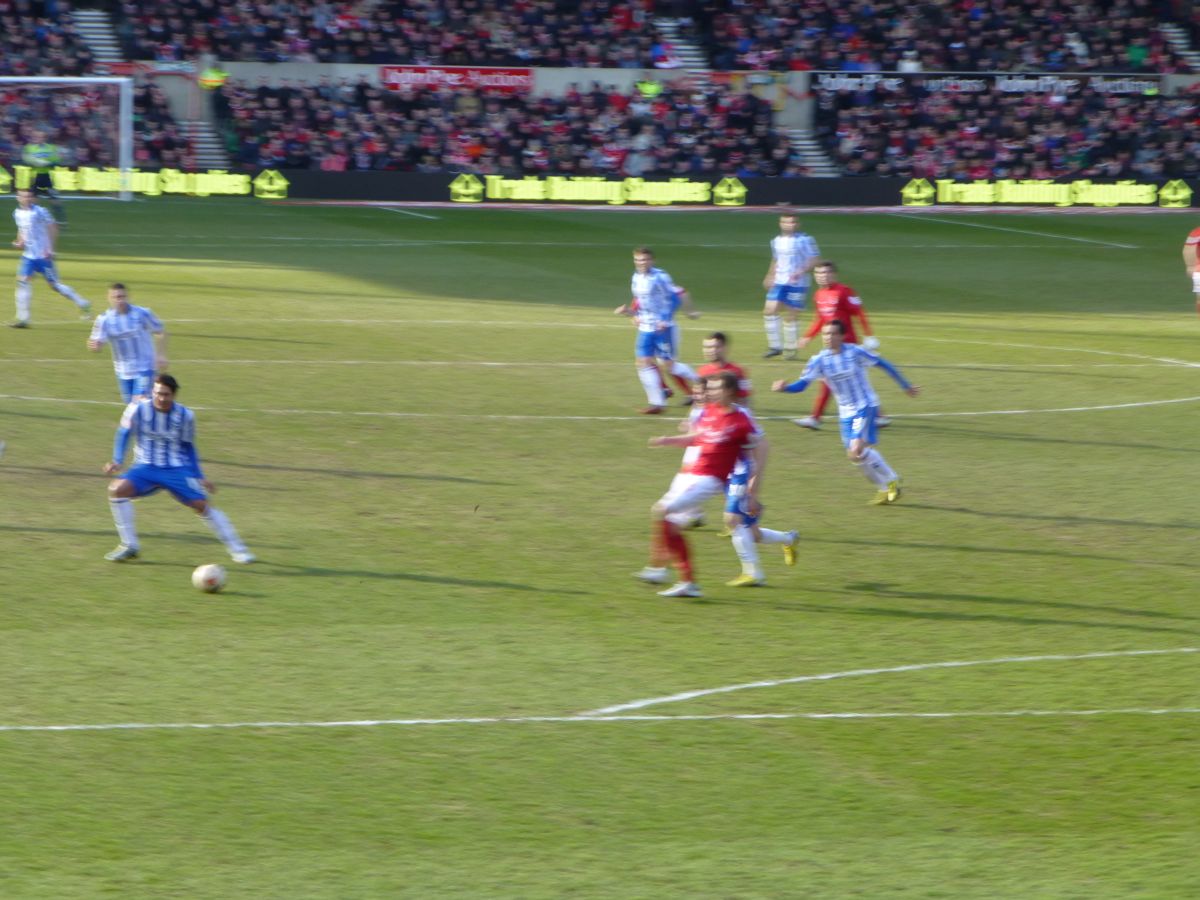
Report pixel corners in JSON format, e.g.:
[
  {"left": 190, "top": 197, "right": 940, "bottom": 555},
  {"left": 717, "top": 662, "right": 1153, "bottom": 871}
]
[
  {"left": 806, "top": 282, "right": 870, "bottom": 343},
  {"left": 1185, "top": 228, "right": 1200, "bottom": 271},
  {"left": 696, "top": 360, "right": 752, "bottom": 399},
  {"left": 1185, "top": 227, "right": 1200, "bottom": 247},
  {"left": 682, "top": 404, "right": 758, "bottom": 480}
]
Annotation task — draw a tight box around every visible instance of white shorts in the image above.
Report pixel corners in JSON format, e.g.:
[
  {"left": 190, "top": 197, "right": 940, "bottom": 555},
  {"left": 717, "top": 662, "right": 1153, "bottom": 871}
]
[
  {"left": 657, "top": 473, "right": 725, "bottom": 526},
  {"left": 1192, "top": 271, "right": 1200, "bottom": 293}
]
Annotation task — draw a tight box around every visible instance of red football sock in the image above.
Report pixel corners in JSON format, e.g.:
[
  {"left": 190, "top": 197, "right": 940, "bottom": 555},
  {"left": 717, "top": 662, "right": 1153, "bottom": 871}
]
[
  {"left": 813, "top": 382, "right": 831, "bottom": 420},
  {"left": 671, "top": 373, "right": 691, "bottom": 394},
  {"left": 660, "top": 520, "right": 693, "bottom": 582}
]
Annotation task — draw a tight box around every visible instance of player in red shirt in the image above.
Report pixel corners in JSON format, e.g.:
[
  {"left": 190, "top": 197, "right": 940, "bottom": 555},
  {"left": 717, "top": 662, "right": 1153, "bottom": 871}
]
[
  {"left": 695, "top": 331, "right": 752, "bottom": 403},
  {"left": 637, "top": 371, "right": 762, "bottom": 598},
  {"left": 793, "top": 260, "right": 880, "bottom": 430},
  {"left": 1183, "top": 227, "right": 1200, "bottom": 315}
]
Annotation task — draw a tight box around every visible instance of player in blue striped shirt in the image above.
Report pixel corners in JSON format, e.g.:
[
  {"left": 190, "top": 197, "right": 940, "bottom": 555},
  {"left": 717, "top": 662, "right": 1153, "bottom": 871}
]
[
  {"left": 88, "top": 283, "right": 167, "bottom": 402},
  {"left": 772, "top": 320, "right": 920, "bottom": 505},
  {"left": 102, "top": 374, "right": 255, "bottom": 563}
]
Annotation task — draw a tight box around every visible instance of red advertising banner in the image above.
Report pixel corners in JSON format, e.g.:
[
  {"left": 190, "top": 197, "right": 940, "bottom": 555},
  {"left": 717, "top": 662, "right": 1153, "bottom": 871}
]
[{"left": 380, "top": 65, "right": 534, "bottom": 93}]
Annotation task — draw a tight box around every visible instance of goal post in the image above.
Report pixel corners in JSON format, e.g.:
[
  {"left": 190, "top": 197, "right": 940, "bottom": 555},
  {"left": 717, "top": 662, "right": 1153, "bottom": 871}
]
[{"left": 0, "top": 75, "right": 134, "bottom": 200}]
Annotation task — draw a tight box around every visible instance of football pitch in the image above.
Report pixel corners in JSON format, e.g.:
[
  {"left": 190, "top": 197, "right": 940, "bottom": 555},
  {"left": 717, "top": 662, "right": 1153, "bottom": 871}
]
[{"left": 1, "top": 199, "right": 1198, "bottom": 898}]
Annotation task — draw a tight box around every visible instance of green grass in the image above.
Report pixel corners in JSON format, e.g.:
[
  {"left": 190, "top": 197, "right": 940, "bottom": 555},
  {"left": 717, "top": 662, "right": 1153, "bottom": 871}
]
[{"left": 1, "top": 199, "right": 1198, "bottom": 898}]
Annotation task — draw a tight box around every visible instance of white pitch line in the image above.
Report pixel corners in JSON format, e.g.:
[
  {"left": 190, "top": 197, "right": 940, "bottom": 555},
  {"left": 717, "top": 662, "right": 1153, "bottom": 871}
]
[
  {"left": 892, "top": 213, "right": 1140, "bottom": 249},
  {"left": 1, "top": 707, "right": 1199, "bottom": 734},
  {"left": 378, "top": 207, "right": 439, "bottom": 220},
  {"left": 581, "top": 647, "right": 1200, "bottom": 717},
  {"left": 4, "top": 392, "right": 1200, "bottom": 421},
  {"left": 0, "top": 359, "right": 1185, "bottom": 369}
]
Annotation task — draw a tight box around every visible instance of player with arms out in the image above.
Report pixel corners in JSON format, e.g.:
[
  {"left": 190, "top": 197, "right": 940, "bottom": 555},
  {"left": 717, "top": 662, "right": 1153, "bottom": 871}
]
[
  {"left": 638, "top": 372, "right": 762, "bottom": 598},
  {"left": 8, "top": 187, "right": 91, "bottom": 328},
  {"left": 102, "top": 374, "right": 255, "bottom": 564},
  {"left": 772, "top": 320, "right": 920, "bottom": 505},
  {"left": 762, "top": 212, "right": 820, "bottom": 360},
  {"left": 793, "top": 260, "right": 880, "bottom": 430},
  {"left": 88, "top": 283, "right": 168, "bottom": 402},
  {"left": 1183, "top": 226, "right": 1200, "bottom": 316},
  {"left": 615, "top": 246, "right": 700, "bottom": 414}
]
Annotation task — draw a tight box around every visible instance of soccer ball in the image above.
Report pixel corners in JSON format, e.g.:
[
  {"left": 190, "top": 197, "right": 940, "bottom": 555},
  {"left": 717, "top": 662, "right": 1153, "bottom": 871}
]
[{"left": 192, "top": 563, "right": 227, "bottom": 593}]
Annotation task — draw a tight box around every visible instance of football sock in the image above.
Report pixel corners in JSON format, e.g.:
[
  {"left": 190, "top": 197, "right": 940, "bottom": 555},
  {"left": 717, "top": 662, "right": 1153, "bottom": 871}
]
[
  {"left": 109, "top": 498, "right": 138, "bottom": 548},
  {"left": 661, "top": 520, "right": 693, "bottom": 582},
  {"left": 764, "top": 314, "right": 781, "bottom": 349},
  {"left": 670, "top": 360, "right": 696, "bottom": 382},
  {"left": 52, "top": 282, "right": 88, "bottom": 308},
  {"left": 863, "top": 448, "right": 898, "bottom": 484},
  {"left": 757, "top": 528, "right": 791, "bottom": 544},
  {"left": 731, "top": 525, "right": 763, "bottom": 578},
  {"left": 813, "top": 382, "right": 831, "bottom": 419},
  {"left": 15, "top": 282, "right": 31, "bottom": 321},
  {"left": 855, "top": 459, "right": 887, "bottom": 487},
  {"left": 202, "top": 507, "right": 248, "bottom": 554},
  {"left": 783, "top": 320, "right": 798, "bottom": 350},
  {"left": 639, "top": 366, "right": 666, "bottom": 406}
]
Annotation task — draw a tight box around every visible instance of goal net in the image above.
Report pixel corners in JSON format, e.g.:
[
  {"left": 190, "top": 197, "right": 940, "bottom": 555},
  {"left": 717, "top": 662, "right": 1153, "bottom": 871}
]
[{"left": 0, "top": 76, "right": 134, "bottom": 201}]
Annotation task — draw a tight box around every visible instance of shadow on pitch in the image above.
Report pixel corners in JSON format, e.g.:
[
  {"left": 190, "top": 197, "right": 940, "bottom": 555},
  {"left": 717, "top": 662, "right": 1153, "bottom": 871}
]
[
  {"left": 904, "top": 364, "right": 1136, "bottom": 381},
  {"left": 0, "top": 463, "right": 286, "bottom": 492},
  {"left": 687, "top": 590, "right": 1199, "bottom": 637},
  {"left": 839, "top": 581, "right": 1198, "bottom": 623},
  {"left": 894, "top": 419, "right": 1200, "bottom": 456},
  {"left": 206, "top": 458, "right": 511, "bottom": 485},
  {"left": 234, "top": 561, "right": 590, "bottom": 595},
  {"left": 901, "top": 501, "right": 1200, "bottom": 532},
  {"left": 0, "top": 524, "right": 294, "bottom": 551},
  {"left": 180, "top": 332, "right": 331, "bottom": 346}
]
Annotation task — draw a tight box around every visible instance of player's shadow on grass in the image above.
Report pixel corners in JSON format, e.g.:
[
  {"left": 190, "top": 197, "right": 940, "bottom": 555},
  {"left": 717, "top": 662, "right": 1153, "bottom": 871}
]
[
  {"left": 234, "top": 562, "right": 589, "bottom": 595},
  {"left": 181, "top": 332, "right": 331, "bottom": 346},
  {"left": 903, "top": 365, "right": 1135, "bottom": 381},
  {"left": 799, "top": 534, "right": 1199, "bottom": 571},
  {"left": 207, "top": 458, "right": 510, "bottom": 485},
  {"left": 901, "top": 501, "right": 1200, "bottom": 532},
  {"left": 840, "top": 582, "right": 1198, "bottom": 623},
  {"left": 895, "top": 420, "right": 1200, "bottom": 456},
  {"left": 0, "top": 524, "right": 294, "bottom": 551},
  {"left": 0, "top": 464, "right": 288, "bottom": 492},
  {"left": 0, "top": 409, "right": 80, "bottom": 422}
]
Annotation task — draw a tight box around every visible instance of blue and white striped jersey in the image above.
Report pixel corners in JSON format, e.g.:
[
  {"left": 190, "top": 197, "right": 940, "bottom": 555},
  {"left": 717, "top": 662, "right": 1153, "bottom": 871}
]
[
  {"left": 90, "top": 304, "right": 163, "bottom": 378},
  {"left": 13, "top": 204, "right": 56, "bottom": 259},
  {"left": 120, "top": 398, "right": 198, "bottom": 470},
  {"left": 799, "top": 345, "right": 891, "bottom": 418},
  {"left": 631, "top": 266, "right": 683, "bottom": 332},
  {"left": 770, "top": 232, "right": 820, "bottom": 285}
]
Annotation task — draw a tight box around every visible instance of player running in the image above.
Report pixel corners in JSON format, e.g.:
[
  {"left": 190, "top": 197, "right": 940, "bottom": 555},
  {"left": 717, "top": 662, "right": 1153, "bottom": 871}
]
[
  {"left": 88, "top": 283, "right": 168, "bottom": 402},
  {"left": 9, "top": 187, "right": 91, "bottom": 328},
  {"left": 762, "top": 212, "right": 820, "bottom": 360},
  {"left": 772, "top": 320, "right": 920, "bottom": 506}
]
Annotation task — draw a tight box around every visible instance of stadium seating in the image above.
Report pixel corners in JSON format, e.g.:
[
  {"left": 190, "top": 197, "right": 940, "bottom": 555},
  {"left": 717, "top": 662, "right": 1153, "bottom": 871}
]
[
  {"left": 814, "top": 79, "right": 1200, "bottom": 179},
  {"left": 210, "top": 75, "right": 809, "bottom": 175},
  {"left": 112, "top": 0, "right": 669, "bottom": 68}
]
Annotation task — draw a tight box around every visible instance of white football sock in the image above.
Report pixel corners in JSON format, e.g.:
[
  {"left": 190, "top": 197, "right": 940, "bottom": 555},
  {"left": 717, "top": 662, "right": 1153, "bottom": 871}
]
[
  {"left": 783, "top": 320, "right": 798, "bottom": 350},
  {"left": 764, "top": 315, "right": 781, "bottom": 350},
  {"left": 15, "top": 281, "right": 31, "bottom": 322},
  {"left": 638, "top": 366, "right": 666, "bottom": 406},
  {"left": 669, "top": 360, "right": 696, "bottom": 381},
  {"left": 731, "top": 525, "right": 763, "bottom": 578},
  {"left": 863, "top": 447, "right": 898, "bottom": 483},
  {"left": 757, "top": 528, "right": 791, "bottom": 544},
  {"left": 855, "top": 459, "right": 887, "bottom": 487},
  {"left": 202, "top": 507, "right": 247, "bottom": 555},
  {"left": 52, "top": 282, "right": 88, "bottom": 308},
  {"left": 109, "top": 498, "right": 138, "bottom": 548}
]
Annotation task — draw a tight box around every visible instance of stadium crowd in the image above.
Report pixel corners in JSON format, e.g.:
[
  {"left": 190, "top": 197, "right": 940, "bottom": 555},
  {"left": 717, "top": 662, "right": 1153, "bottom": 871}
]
[
  {"left": 815, "top": 79, "right": 1200, "bottom": 180},
  {"left": 0, "top": 81, "right": 184, "bottom": 170},
  {"left": 0, "top": 0, "right": 96, "bottom": 77},
  {"left": 680, "top": 0, "right": 1193, "bottom": 74},
  {"left": 211, "top": 75, "right": 808, "bottom": 175},
  {"left": 112, "top": 0, "right": 681, "bottom": 69}
]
